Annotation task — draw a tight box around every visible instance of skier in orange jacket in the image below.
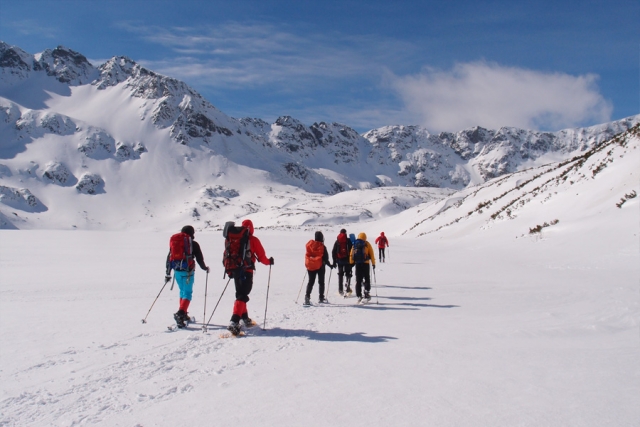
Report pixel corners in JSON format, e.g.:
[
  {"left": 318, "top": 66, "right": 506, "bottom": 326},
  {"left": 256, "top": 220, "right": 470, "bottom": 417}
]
[{"left": 304, "top": 231, "right": 333, "bottom": 306}]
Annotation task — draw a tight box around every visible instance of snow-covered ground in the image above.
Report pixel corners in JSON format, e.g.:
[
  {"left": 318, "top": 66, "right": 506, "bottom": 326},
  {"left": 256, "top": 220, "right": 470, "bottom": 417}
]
[{"left": 1, "top": 215, "right": 638, "bottom": 426}]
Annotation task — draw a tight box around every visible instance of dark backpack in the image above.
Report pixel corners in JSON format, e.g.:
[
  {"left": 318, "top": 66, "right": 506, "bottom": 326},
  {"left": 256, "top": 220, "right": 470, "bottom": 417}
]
[
  {"left": 353, "top": 239, "right": 367, "bottom": 264},
  {"left": 222, "top": 221, "right": 252, "bottom": 278},
  {"left": 169, "top": 232, "right": 194, "bottom": 271}
]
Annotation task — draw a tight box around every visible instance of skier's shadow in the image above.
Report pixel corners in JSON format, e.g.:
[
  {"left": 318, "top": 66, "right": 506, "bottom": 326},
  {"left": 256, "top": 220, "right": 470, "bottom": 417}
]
[
  {"left": 383, "top": 295, "right": 433, "bottom": 301},
  {"left": 377, "top": 285, "right": 432, "bottom": 290},
  {"left": 256, "top": 327, "right": 397, "bottom": 343},
  {"left": 352, "top": 301, "right": 459, "bottom": 310},
  {"left": 377, "top": 295, "right": 458, "bottom": 308}
]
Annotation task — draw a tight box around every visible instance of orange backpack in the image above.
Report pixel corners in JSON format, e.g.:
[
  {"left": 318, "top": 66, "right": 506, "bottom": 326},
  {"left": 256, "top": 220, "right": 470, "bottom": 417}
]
[{"left": 305, "top": 240, "right": 324, "bottom": 271}]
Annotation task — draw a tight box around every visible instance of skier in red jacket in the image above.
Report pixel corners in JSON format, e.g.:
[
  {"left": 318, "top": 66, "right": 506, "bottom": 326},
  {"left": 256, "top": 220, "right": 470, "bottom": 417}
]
[
  {"left": 227, "top": 219, "right": 274, "bottom": 336},
  {"left": 374, "top": 232, "right": 389, "bottom": 263}
]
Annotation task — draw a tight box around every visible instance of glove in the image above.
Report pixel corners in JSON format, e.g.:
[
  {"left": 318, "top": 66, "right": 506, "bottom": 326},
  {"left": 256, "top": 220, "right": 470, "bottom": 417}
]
[
  {"left": 372, "top": 265, "right": 376, "bottom": 270},
  {"left": 204, "top": 266, "right": 210, "bottom": 273},
  {"left": 269, "top": 257, "right": 274, "bottom": 265},
  {"left": 333, "top": 262, "right": 337, "bottom": 269},
  {"left": 164, "top": 275, "right": 171, "bottom": 284}
]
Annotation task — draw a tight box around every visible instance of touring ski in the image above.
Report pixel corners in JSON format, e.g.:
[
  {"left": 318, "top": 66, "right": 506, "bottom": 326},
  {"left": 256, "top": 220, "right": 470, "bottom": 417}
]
[
  {"left": 167, "top": 316, "right": 196, "bottom": 331},
  {"left": 243, "top": 319, "right": 257, "bottom": 328},
  {"left": 219, "top": 331, "right": 246, "bottom": 338}
]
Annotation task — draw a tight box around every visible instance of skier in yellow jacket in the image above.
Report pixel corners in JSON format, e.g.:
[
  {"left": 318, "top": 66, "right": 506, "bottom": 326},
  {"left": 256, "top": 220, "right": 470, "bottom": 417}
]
[{"left": 350, "top": 232, "right": 376, "bottom": 303}]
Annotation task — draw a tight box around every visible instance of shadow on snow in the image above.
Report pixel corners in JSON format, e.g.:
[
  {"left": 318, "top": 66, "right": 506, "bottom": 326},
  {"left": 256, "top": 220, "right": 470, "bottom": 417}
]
[
  {"left": 254, "top": 327, "right": 397, "bottom": 343},
  {"left": 377, "top": 285, "right": 432, "bottom": 291}
]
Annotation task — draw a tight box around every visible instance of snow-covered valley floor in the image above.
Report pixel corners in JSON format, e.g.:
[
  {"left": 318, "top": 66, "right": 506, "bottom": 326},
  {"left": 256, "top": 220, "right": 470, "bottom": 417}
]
[{"left": 1, "top": 224, "right": 638, "bottom": 426}]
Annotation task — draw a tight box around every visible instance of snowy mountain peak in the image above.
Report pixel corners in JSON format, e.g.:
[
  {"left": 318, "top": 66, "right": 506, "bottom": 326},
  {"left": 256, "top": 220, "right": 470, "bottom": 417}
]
[
  {"left": 0, "top": 42, "right": 37, "bottom": 84},
  {"left": 0, "top": 42, "right": 96, "bottom": 86},
  {"left": 1, "top": 41, "right": 639, "bottom": 230},
  {"left": 34, "top": 45, "right": 95, "bottom": 85},
  {"left": 95, "top": 56, "right": 139, "bottom": 88},
  {"left": 95, "top": 55, "right": 189, "bottom": 100}
]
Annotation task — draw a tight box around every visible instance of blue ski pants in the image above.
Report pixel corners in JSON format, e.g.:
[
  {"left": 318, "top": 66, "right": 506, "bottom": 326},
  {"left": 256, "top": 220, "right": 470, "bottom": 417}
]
[{"left": 175, "top": 270, "right": 195, "bottom": 301}]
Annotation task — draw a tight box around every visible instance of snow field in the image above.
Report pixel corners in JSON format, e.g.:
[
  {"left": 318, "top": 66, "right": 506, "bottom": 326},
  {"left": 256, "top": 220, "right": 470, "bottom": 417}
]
[{"left": 1, "top": 224, "right": 638, "bottom": 426}]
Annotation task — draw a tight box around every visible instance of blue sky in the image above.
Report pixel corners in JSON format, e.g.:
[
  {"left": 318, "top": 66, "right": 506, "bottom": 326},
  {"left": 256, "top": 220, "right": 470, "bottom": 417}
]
[{"left": 1, "top": 0, "right": 638, "bottom": 133}]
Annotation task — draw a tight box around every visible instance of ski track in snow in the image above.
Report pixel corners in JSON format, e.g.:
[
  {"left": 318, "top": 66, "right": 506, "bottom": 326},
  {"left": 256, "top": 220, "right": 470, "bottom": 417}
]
[{"left": 0, "top": 292, "right": 357, "bottom": 425}]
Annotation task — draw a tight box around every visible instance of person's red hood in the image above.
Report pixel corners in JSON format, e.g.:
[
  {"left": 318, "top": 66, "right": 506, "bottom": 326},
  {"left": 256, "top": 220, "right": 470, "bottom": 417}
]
[{"left": 242, "top": 219, "right": 254, "bottom": 235}]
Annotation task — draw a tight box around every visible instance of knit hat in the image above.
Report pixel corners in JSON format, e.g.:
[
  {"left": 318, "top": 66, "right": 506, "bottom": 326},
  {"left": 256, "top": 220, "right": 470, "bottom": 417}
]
[{"left": 181, "top": 225, "right": 195, "bottom": 237}]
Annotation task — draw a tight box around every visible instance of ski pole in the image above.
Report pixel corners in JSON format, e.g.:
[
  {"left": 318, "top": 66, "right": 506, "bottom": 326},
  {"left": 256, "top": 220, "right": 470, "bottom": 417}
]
[
  {"left": 142, "top": 275, "right": 172, "bottom": 324},
  {"left": 296, "top": 271, "right": 307, "bottom": 304},
  {"left": 170, "top": 274, "right": 175, "bottom": 291},
  {"left": 206, "top": 277, "right": 231, "bottom": 328},
  {"left": 373, "top": 265, "right": 378, "bottom": 304},
  {"left": 202, "top": 270, "right": 209, "bottom": 332},
  {"left": 263, "top": 265, "right": 272, "bottom": 330},
  {"left": 326, "top": 267, "right": 333, "bottom": 301}
]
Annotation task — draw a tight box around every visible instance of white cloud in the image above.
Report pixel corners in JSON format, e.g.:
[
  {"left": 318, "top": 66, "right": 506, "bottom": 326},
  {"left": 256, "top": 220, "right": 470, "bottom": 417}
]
[
  {"left": 5, "top": 19, "right": 59, "bottom": 39},
  {"left": 387, "top": 62, "right": 613, "bottom": 132},
  {"left": 117, "top": 22, "right": 410, "bottom": 89},
  {"left": 117, "top": 23, "right": 614, "bottom": 133}
]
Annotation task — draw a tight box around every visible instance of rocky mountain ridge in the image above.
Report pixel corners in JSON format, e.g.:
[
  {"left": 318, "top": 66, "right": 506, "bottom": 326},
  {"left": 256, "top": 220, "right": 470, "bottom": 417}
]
[
  {"left": 0, "top": 41, "right": 638, "bottom": 230},
  {"left": 2, "top": 42, "right": 639, "bottom": 192}
]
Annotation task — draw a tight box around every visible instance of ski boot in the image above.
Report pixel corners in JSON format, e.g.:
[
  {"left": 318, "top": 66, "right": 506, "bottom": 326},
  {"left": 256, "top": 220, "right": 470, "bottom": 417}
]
[
  {"left": 318, "top": 296, "right": 328, "bottom": 304},
  {"left": 364, "top": 292, "right": 371, "bottom": 303},
  {"left": 303, "top": 296, "right": 311, "bottom": 306},
  {"left": 242, "top": 317, "right": 256, "bottom": 328},
  {"left": 227, "top": 321, "right": 241, "bottom": 336},
  {"left": 173, "top": 310, "right": 187, "bottom": 328}
]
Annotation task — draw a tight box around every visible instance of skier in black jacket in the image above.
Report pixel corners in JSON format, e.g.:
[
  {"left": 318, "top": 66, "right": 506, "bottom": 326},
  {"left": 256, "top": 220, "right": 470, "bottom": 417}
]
[
  {"left": 331, "top": 229, "right": 353, "bottom": 296},
  {"left": 165, "top": 225, "right": 209, "bottom": 328}
]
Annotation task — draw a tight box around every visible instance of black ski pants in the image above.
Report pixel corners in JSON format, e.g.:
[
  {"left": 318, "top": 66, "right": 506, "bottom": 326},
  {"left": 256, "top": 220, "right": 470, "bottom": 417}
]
[
  {"left": 230, "top": 270, "right": 254, "bottom": 323},
  {"left": 337, "top": 261, "right": 353, "bottom": 291},
  {"left": 378, "top": 247, "right": 386, "bottom": 261},
  {"left": 354, "top": 263, "right": 371, "bottom": 297},
  {"left": 233, "top": 270, "right": 253, "bottom": 303},
  {"left": 306, "top": 267, "right": 326, "bottom": 299}
]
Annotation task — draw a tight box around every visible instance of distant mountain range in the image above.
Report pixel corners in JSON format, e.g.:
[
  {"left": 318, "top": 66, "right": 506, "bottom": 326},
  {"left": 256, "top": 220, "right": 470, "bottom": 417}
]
[{"left": 0, "top": 41, "right": 638, "bottom": 230}]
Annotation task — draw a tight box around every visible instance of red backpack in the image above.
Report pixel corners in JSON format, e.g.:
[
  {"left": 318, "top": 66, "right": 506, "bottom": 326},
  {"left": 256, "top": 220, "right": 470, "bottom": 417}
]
[
  {"left": 336, "top": 233, "right": 349, "bottom": 259},
  {"left": 169, "top": 232, "right": 195, "bottom": 271},
  {"left": 222, "top": 221, "right": 252, "bottom": 278}
]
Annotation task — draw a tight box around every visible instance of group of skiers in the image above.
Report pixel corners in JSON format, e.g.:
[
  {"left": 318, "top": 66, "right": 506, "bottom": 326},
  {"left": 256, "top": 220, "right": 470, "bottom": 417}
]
[
  {"left": 303, "top": 229, "right": 389, "bottom": 306},
  {"left": 163, "top": 221, "right": 388, "bottom": 336}
]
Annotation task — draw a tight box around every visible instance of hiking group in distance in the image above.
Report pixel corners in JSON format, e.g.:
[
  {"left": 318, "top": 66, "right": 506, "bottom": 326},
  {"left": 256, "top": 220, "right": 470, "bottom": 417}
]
[
  {"left": 159, "top": 221, "right": 389, "bottom": 337},
  {"left": 303, "top": 229, "right": 388, "bottom": 306}
]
